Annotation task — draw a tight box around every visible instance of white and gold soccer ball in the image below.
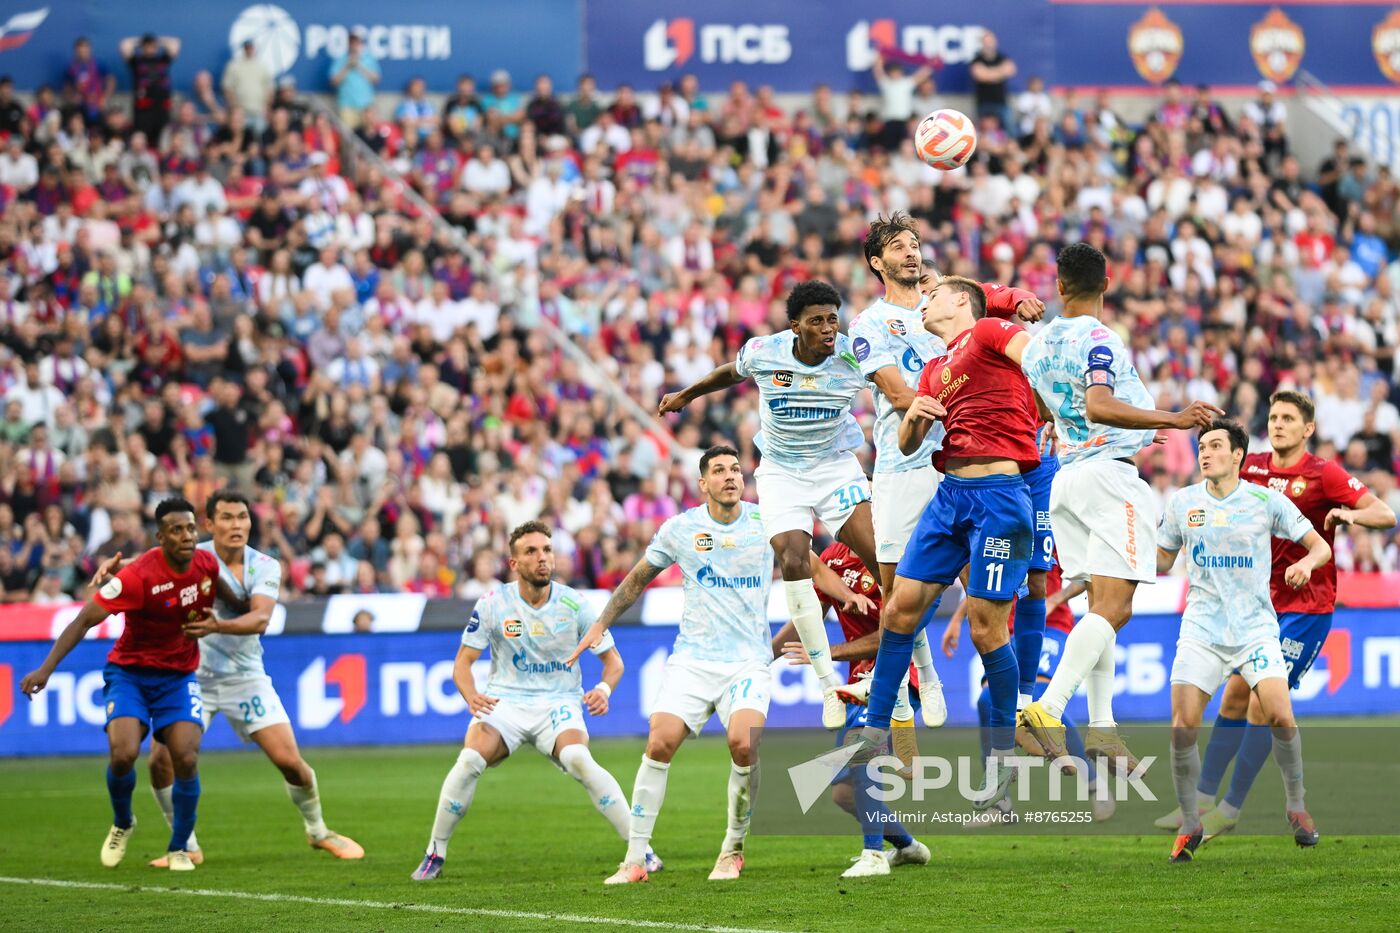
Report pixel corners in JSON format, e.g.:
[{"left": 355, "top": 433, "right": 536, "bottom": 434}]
[{"left": 914, "top": 109, "right": 977, "bottom": 171}]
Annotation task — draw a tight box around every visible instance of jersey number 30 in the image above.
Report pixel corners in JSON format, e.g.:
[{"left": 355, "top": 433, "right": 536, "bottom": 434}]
[{"left": 834, "top": 483, "right": 869, "bottom": 512}]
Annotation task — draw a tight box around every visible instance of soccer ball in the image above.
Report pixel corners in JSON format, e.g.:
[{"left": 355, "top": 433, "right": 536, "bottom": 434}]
[{"left": 914, "top": 109, "right": 977, "bottom": 171}]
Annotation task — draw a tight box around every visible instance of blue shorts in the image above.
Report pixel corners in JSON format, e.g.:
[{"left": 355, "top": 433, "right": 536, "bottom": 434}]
[
  {"left": 102, "top": 664, "right": 205, "bottom": 737},
  {"left": 1022, "top": 458, "right": 1059, "bottom": 573},
  {"left": 897, "top": 473, "right": 1033, "bottom": 600},
  {"left": 1278, "top": 612, "right": 1333, "bottom": 690}
]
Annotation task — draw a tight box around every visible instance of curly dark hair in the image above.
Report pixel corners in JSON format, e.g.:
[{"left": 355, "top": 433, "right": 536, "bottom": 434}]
[
  {"left": 785, "top": 279, "right": 842, "bottom": 321},
  {"left": 1056, "top": 241, "right": 1108, "bottom": 300}
]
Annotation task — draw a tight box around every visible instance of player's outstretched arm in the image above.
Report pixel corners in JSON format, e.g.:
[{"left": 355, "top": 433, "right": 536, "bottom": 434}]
[
  {"left": 1155, "top": 546, "right": 1180, "bottom": 575},
  {"left": 583, "top": 647, "right": 625, "bottom": 716},
  {"left": 215, "top": 576, "right": 251, "bottom": 615},
  {"left": 185, "top": 594, "right": 274, "bottom": 638},
  {"left": 1326, "top": 493, "right": 1397, "bottom": 531},
  {"left": 870, "top": 366, "right": 917, "bottom": 412},
  {"left": 452, "top": 645, "right": 497, "bottom": 715},
  {"left": 980, "top": 282, "right": 1044, "bottom": 322},
  {"left": 565, "top": 557, "right": 665, "bottom": 666},
  {"left": 658, "top": 362, "right": 744, "bottom": 415},
  {"left": 1046, "top": 580, "right": 1087, "bottom": 612},
  {"left": 1283, "top": 530, "right": 1333, "bottom": 590},
  {"left": 1085, "top": 386, "right": 1222, "bottom": 431},
  {"left": 19, "top": 599, "right": 111, "bottom": 696},
  {"left": 809, "top": 552, "right": 876, "bottom": 615}
]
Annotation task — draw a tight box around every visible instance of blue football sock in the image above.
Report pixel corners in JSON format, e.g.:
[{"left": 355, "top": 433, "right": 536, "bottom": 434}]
[
  {"left": 866, "top": 629, "right": 916, "bottom": 731},
  {"left": 1013, "top": 598, "right": 1046, "bottom": 696},
  {"left": 852, "top": 769, "right": 910, "bottom": 851},
  {"left": 884, "top": 830, "right": 915, "bottom": 850},
  {"left": 1223, "top": 723, "right": 1274, "bottom": 812},
  {"left": 975, "top": 685, "right": 993, "bottom": 759},
  {"left": 1198, "top": 714, "right": 1248, "bottom": 796},
  {"left": 106, "top": 766, "right": 136, "bottom": 829},
  {"left": 169, "top": 775, "right": 201, "bottom": 852},
  {"left": 980, "top": 643, "right": 1019, "bottom": 752},
  {"left": 916, "top": 595, "right": 943, "bottom": 636}
]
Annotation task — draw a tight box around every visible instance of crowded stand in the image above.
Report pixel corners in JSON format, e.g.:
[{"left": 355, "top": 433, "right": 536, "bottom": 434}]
[{"left": 1, "top": 33, "right": 1397, "bottom": 606}]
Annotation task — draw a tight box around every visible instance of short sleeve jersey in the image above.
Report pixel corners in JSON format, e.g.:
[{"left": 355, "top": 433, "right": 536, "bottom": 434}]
[
  {"left": 194, "top": 541, "right": 283, "bottom": 676},
  {"left": 1022, "top": 314, "right": 1157, "bottom": 466},
  {"left": 96, "top": 547, "right": 221, "bottom": 672},
  {"left": 644, "top": 501, "right": 774, "bottom": 665},
  {"left": 1159, "top": 481, "right": 1314, "bottom": 645},
  {"left": 460, "top": 581, "right": 613, "bottom": 702},
  {"left": 850, "top": 300, "right": 946, "bottom": 474},
  {"left": 735, "top": 332, "right": 868, "bottom": 469}
]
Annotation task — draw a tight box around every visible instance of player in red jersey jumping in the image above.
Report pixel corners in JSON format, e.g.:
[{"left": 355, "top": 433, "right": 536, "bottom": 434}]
[
  {"left": 1157, "top": 390, "right": 1395, "bottom": 842},
  {"left": 21, "top": 498, "right": 260, "bottom": 871}
]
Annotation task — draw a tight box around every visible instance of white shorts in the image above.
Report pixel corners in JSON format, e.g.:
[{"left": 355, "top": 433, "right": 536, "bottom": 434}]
[
  {"left": 1171, "top": 636, "right": 1288, "bottom": 694},
  {"left": 474, "top": 698, "right": 588, "bottom": 757},
  {"left": 872, "top": 466, "right": 940, "bottom": 565},
  {"left": 1050, "top": 459, "right": 1157, "bottom": 584},
  {"left": 198, "top": 672, "right": 291, "bottom": 743},
  {"left": 650, "top": 658, "right": 772, "bottom": 737},
  {"left": 754, "top": 453, "right": 870, "bottom": 540}
]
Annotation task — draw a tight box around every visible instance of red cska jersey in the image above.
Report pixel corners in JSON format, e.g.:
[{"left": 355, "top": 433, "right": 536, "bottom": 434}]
[
  {"left": 95, "top": 547, "right": 221, "bottom": 672},
  {"left": 1241, "top": 451, "right": 1368, "bottom": 615},
  {"left": 817, "top": 542, "right": 919, "bottom": 687}
]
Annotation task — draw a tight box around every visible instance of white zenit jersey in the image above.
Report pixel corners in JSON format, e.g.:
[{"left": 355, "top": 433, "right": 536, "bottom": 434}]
[
  {"left": 1022, "top": 314, "right": 1157, "bottom": 466},
  {"left": 848, "top": 298, "right": 946, "bottom": 473},
  {"left": 1159, "top": 480, "right": 1313, "bottom": 646},
  {"left": 195, "top": 541, "right": 283, "bottom": 677},
  {"left": 461, "top": 581, "right": 614, "bottom": 702},
  {"left": 645, "top": 501, "right": 773, "bottom": 665},
  {"left": 735, "top": 332, "right": 868, "bottom": 469}
]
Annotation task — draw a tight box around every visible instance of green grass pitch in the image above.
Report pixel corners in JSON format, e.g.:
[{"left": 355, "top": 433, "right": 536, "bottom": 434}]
[{"left": 2, "top": 737, "right": 1397, "bottom": 931}]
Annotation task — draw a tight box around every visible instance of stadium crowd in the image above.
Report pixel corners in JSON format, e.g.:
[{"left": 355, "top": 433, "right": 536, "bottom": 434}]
[{"left": 0, "top": 33, "right": 1398, "bottom": 604}]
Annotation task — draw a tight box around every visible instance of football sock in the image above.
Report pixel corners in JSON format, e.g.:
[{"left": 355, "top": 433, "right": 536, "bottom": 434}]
[
  {"left": 427, "top": 748, "right": 486, "bottom": 859},
  {"left": 169, "top": 775, "right": 200, "bottom": 852},
  {"left": 1171, "top": 742, "right": 1203, "bottom": 836},
  {"left": 865, "top": 628, "right": 916, "bottom": 730},
  {"left": 975, "top": 684, "right": 993, "bottom": 759},
  {"left": 1222, "top": 723, "right": 1275, "bottom": 812},
  {"left": 1013, "top": 597, "right": 1046, "bottom": 698},
  {"left": 1086, "top": 621, "right": 1118, "bottom": 728},
  {"left": 892, "top": 680, "right": 915, "bottom": 722},
  {"left": 852, "top": 768, "right": 910, "bottom": 851},
  {"left": 152, "top": 784, "right": 200, "bottom": 851},
  {"left": 107, "top": 766, "right": 136, "bottom": 830},
  {"left": 980, "top": 643, "right": 1019, "bottom": 754},
  {"left": 286, "top": 768, "right": 330, "bottom": 841},
  {"left": 783, "top": 580, "right": 839, "bottom": 686},
  {"left": 558, "top": 745, "right": 631, "bottom": 842},
  {"left": 1197, "top": 714, "right": 1247, "bottom": 797},
  {"left": 1039, "top": 612, "right": 1115, "bottom": 721},
  {"left": 625, "top": 756, "right": 669, "bottom": 866},
  {"left": 721, "top": 763, "right": 752, "bottom": 853},
  {"left": 1271, "top": 728, "right": 1307, "bottom": 812},
  {"left": 911, "top": 596, "right": 942, "bottom": 688}
]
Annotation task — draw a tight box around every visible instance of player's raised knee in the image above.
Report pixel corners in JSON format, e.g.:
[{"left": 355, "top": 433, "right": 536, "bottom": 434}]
[{"left": 727, "top": 734, "right": 753, "bottom": 767}]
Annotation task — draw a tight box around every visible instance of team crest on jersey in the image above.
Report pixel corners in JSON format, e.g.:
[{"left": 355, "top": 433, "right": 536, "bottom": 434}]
[
  {"left": 694, "top": 533, "right": 715, "bottom": 552},
  {"left": 720, "top": 536, "right": 737, "bottom": 548},
  {"left": 503, "top": 619, "right": 524, "bottom": 638},
  {"left": 772, "top": 371, "right": 793, "bottom": 388},
  {"left": 860, "top": 573, "right": 875, "bottom": 591},
  {"left": 1186, "top": 508, "right": 1206, "bottom": 528},
  {"left": 199, "top": 576, "right": 212, "bottom": 595},
  {"left": 1212, "top": 510, "right": 1229, "bottom": 527},
  {"left": 885, "top": 319, "right": 907, "bottom": 336},
  {"left": 529, "top": 620, "right": 547, "bottom": 638},
  {"left": 1290, "top": 477, "right": 1308, "bottom": 497},
  {"left": 799, "top": 375, "right": 818, "bottom": 390}
]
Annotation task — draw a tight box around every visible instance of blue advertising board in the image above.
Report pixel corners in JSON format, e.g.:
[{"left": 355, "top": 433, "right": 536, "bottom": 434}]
[{"left": 2, "top": 609, "right": 1396, "bottom": 757}]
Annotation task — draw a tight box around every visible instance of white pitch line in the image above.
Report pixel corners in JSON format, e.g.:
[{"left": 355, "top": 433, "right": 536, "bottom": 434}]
[{"left": 0, "top": 876, "right": 797, "bottom": 933}]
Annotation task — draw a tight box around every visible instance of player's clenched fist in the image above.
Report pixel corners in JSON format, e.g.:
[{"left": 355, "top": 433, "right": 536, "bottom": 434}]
[
  {"left": 582, "top": 687, "right": 610, "bottom": 716},
  {"left": 182, "top": 607, "right": 219, "bottom": 639},
  {"left": 1283, "top": 561, "right": 1314, "bottom": 589},
  {"left": 658, "top": 392, "right": 687, "bottom": 415},
  {"left": 1174, "top": 400, "right": 1224, "bottom": 430},
  {"left": 908, "top": 396, "right": 946, "bottom": 421},
  {"left": 1015, "top": 297, "right": 1046, "bottom": 322}
]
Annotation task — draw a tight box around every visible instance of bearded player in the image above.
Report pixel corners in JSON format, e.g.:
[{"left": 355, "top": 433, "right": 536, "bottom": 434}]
[
  {"left": 660, "top": 280, "right": 884, "bottom": 732},
  {"left": 1157, "top": 392, "right": 1394, "bottom": 840},
  {"left": 21, "top": 498, "right": 255, "bottom": 871}
]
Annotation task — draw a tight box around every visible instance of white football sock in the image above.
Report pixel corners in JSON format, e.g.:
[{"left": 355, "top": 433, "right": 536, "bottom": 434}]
[
  {"left": 427, "top": 748, "right": 486, "bottom": 859},
  {"left": 625, "top": 756, "right": 670, "bottom": 866},
  {"left": 558, "top": 745, "right": 631, "bottom": 841},
  {"left": 1086, "top": 625, "right": 1119, "bottom": 728},
  {"left": 152, "top": 784, "right": 199, "bottom": 852},
  {"left": 911, "top": 631, "right": 940, "bottom": 686},
  {"left": 1271, "top": 727, "right": 1307, "bottom": 812},
  {"left": 892, "top": 679, "right": 915, "bottom": 722},
  {"left": 784, "top": 579, "right": 839, "bottom": 686},
  {"left": 721, "top": 763, "right": 753, "bottom": 853},
  {"left": 1038, "top": 613, "right": 1116, "bottom": 721},
  {"left": 286, "top": 768, "right": 330, "bottom": 841}
]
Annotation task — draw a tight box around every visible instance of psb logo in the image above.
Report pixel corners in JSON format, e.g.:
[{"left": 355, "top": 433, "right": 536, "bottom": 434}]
[
  {"left": 1127, "top": 7, "right": 1183, "bottom": 84},
  {"left": 296, "top": 654, "right": 367, "bottom": 729},
  {"left": 772, "top": 371, "right": 794, "bottom": 388},
  {"left": 1250, "top": 8, "right": 1305, "bottom": 83},
  {"left": 644, "top": 18, "right": 790, "bottom": 71},
  {"left": 503, "top": 619, "right": 525, "bottom": 638},
  {"left": 694, "top": 533, "right": 715, "bottom": 552},
  {"left": 844, "top": 19, "right": 984, "bottom": 72},
  {"left": 1374, "top": 11, "right": 1400, "bottom": 83},
  {"left": 1186, "top": 508, "right": 1206, "bottom": 528}
]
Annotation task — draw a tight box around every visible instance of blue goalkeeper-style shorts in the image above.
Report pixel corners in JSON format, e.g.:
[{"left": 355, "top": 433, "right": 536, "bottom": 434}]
[
  {"left": 1278, "top": 612, "right": 1333, "bottom": 690},
  {"left": 103, "top": 664, "right": 204, "bottom": 737},
  {"left": 1022, "top": 455, "right": 1059, "bottom": 573},
  {"left": 897, "top": 473, "right": 1033, "bottom": 600}
]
